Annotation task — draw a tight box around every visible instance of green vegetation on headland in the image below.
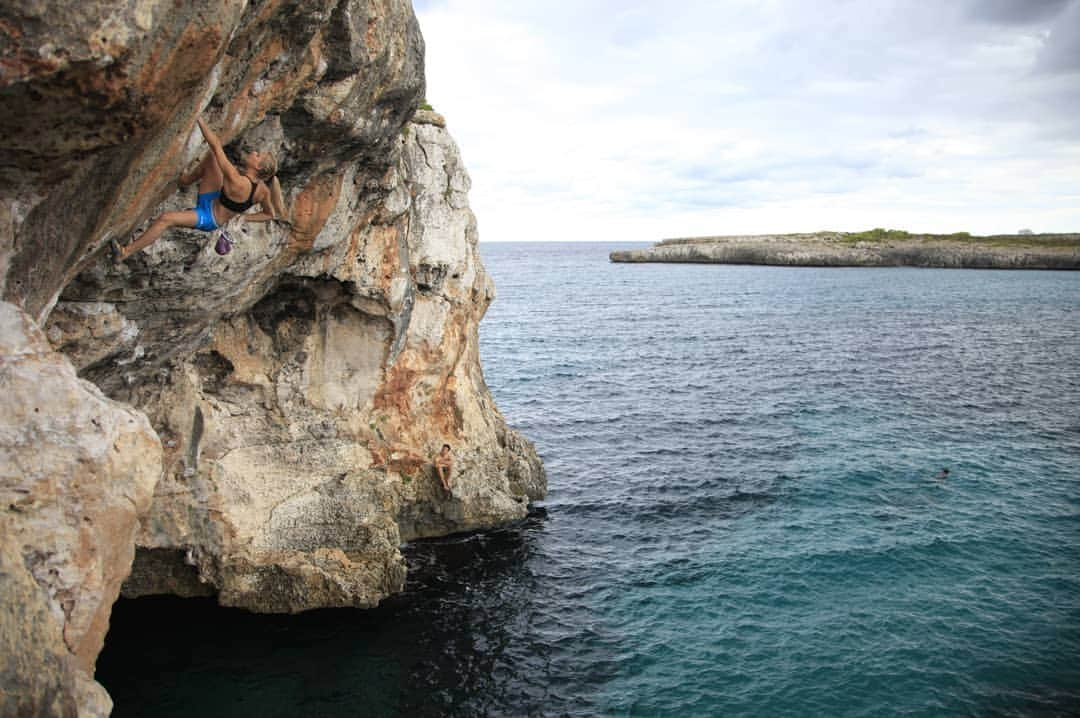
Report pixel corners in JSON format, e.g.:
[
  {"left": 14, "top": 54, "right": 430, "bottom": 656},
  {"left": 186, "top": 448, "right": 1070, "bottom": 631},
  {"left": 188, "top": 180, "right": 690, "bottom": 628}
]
[
  {"left": 841, "top": 228, "right": 968, "bottom": 243},
  {"left": 833, "top": 228, "right": 1079, "bottom": 249},
  {"left": 658, "top": 229, "right": 1080, "bottom": 249},
  {"left": 611, "top": 230, "right": 1080, "bottom": 269}
]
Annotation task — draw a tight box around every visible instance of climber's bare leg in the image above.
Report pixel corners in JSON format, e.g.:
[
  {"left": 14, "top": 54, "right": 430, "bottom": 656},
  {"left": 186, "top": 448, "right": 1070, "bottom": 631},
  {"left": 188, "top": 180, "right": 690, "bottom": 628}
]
[
  {"left": 180, "top": 153, "right": 223, "bottom": 194},
  {"left": 119, "top": 210, "right": 198, "bottom": 260},
  {"left": 178, "top": 163, "right": 199, "bottom": 189}
]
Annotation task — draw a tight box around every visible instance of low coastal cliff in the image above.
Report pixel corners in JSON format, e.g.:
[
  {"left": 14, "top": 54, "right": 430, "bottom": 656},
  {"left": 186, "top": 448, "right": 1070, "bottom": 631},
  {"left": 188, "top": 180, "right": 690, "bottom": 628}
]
[
  {"left": 0, "top": 1, "right": 544, "bottom": 715},
  {"left": 610, "top": 232, "right": 1080, "bottom": 269}
]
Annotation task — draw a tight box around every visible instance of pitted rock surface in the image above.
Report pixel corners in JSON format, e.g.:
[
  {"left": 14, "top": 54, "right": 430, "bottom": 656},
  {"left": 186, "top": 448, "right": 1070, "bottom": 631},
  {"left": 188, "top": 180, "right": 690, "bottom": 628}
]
[
  {"left": 0, "top": 301, "right": 161, "bottom": 717},
  {"left": 2, "top": 1, "right": 544, "bottom": 713}
]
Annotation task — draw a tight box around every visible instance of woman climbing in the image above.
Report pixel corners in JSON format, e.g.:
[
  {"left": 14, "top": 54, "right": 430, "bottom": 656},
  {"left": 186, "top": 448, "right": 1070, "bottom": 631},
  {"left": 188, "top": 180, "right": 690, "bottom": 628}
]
[{"left": 112, "top": 115, "right": 287, "bottom": 262}]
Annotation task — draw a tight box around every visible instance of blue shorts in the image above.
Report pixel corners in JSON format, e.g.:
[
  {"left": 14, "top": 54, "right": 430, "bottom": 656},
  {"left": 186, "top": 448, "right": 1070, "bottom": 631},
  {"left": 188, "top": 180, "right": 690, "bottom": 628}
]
[{"left": 194, "top": 191, "right": 220, "bottom": 232}]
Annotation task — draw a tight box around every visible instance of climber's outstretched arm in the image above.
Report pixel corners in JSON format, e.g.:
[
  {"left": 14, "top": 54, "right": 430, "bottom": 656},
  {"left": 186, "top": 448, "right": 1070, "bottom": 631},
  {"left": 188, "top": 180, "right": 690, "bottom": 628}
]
[{"left": 196, "top": 117, "right": 244, "bottom": 186}]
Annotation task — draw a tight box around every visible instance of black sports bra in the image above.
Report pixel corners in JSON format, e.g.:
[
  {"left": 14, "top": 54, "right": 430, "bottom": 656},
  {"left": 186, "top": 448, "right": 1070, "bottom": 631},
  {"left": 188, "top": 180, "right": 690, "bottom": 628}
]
[{"left": 219, "top": 178, "right": 257, "bottom": 213}]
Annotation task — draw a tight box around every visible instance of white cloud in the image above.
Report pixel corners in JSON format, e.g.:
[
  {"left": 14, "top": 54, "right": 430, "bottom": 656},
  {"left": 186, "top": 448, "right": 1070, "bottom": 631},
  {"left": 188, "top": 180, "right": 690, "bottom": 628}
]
[{"left": 417, "top": 0, "right": 1080, "bottom": 241}]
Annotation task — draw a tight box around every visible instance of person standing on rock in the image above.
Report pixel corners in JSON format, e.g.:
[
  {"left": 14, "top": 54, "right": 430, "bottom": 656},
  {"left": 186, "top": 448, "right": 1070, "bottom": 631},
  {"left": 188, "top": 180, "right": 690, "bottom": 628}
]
[
  {"left": 435, "top": 444, "right": 453, "bottom": 493},
  {"left": 112, "top": 115, "right": 287, "bottom": 262}
]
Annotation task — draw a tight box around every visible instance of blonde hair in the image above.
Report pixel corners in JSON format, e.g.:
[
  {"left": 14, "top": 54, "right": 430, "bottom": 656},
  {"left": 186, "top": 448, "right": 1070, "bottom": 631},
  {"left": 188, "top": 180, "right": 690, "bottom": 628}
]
[
  {"left": 256, "top": 152, "right": 278, "bottom": 182},
  {"left": 255, "top": 151, "right": 287, "bottom": 220}
]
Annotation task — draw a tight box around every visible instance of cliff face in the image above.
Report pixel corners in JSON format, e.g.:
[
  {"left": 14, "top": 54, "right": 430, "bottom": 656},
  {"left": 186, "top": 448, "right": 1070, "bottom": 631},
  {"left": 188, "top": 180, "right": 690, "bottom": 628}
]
[
  {"left": 1, "top": 1, "right": 543, "bottom": 713},
  {"left": 97, "top": 109, "right": 544, "bottom": 613},
  {"left": 610, "top": 233, "right": 1080, "bottom": 269},
  {"left": 1, "top": 304, "right": 161, "bottom": 717}
]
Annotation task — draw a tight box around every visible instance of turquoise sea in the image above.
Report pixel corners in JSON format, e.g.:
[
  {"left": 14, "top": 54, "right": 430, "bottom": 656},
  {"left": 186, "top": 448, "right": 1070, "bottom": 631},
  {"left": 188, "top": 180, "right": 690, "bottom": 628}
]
[{"left": 98, "top": 242, "right": 1080, "bottom": 716}]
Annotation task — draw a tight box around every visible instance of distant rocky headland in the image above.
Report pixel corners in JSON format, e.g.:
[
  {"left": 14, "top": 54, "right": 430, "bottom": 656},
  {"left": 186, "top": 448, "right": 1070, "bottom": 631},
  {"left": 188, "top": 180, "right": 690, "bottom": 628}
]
[{"left": 610, "top": 230, "right": 1080, "bottom": 269}]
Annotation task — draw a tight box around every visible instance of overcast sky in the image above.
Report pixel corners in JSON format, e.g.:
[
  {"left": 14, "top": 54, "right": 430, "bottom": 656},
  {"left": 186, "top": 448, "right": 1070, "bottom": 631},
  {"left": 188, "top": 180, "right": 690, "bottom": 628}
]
[{"left": 413, "top": 0, "right": 1080, "bottom": 242}]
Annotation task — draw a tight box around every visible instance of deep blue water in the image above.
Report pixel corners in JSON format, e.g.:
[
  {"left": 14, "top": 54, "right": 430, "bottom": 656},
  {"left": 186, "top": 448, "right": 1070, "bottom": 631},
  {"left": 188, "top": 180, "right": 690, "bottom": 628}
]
[{"left": 98, "top": 242, "right": 1080, "bottom": 717}]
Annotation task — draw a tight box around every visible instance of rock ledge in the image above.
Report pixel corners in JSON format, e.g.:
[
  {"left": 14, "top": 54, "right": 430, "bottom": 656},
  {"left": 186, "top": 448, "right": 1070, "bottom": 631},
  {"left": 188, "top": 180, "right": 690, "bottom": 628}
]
[{"left": 611, "top": 232, "right": 1080, "bottom": 269}]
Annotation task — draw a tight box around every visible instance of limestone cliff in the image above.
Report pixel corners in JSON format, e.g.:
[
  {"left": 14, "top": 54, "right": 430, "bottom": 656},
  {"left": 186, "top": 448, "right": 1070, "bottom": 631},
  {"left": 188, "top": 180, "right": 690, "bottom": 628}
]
[
  {"left": 1, "top": 304, "right": 161, "bottom": 717},
  {"left": 1, "top": 1, "right": 544, "bottom": 713},
  {"left": 611, "top": 232, "right": 1080, "bottom": 269}
]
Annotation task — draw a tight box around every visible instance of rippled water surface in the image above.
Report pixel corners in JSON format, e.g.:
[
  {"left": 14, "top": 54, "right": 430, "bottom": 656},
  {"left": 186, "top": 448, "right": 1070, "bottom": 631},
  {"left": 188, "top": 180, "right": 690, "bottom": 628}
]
[{"left": 99, "top": 242, "right": 1080, "bottom": 716}]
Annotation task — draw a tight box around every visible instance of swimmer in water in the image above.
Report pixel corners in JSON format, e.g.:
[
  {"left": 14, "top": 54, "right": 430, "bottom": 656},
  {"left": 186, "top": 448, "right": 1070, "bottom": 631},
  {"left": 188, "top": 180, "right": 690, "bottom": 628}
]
[{"left": 934, "top": 468, "right": 950, "bottom": 480}]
